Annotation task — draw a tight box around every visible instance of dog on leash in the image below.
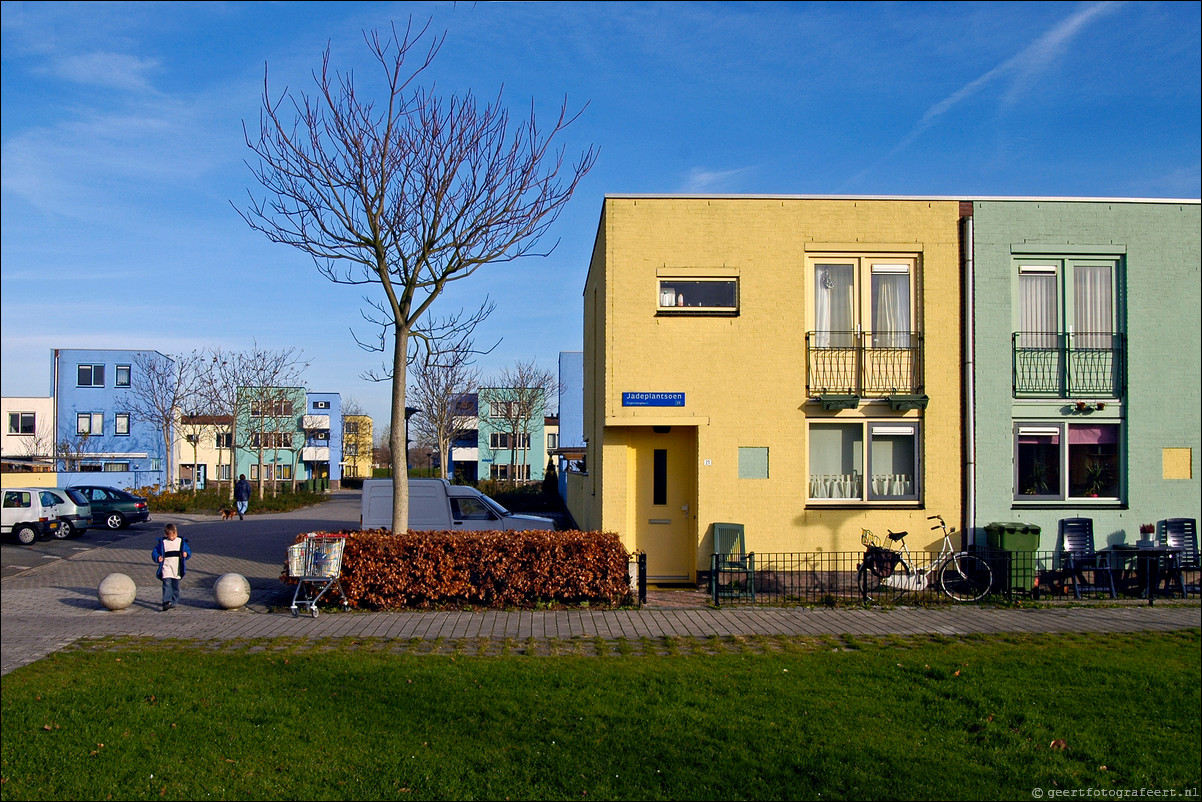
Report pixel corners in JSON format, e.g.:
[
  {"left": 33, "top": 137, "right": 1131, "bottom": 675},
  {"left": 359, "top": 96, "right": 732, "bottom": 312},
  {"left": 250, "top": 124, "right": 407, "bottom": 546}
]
[{"left": 220, "top": 508, "right": 235, "bottom": 521}]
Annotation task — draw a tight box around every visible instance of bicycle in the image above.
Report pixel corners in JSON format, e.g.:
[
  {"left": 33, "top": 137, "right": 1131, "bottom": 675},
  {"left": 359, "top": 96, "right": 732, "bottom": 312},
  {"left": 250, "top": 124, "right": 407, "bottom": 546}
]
[{"left": 858, "top": 514, "right": 994, "bottom": 603}]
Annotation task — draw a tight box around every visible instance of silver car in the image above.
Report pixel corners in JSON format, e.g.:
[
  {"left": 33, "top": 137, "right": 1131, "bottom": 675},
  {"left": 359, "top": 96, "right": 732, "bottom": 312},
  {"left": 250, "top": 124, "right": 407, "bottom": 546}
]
[{"left": 43, "top": 487, "right": 93, "bottom": 538}]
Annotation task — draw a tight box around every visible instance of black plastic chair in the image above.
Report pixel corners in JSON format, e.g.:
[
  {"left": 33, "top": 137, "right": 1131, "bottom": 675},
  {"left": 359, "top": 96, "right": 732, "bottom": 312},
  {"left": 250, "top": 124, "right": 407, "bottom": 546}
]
[
  {"left": 1056, "top": 518, "right": 1116, "bottom": 599},
  {"left": 1158, "top": 518, "right": 1199, "bottom": 597},
  {"left": 709, "top": 522, "right": 755, "bottom": 603}
]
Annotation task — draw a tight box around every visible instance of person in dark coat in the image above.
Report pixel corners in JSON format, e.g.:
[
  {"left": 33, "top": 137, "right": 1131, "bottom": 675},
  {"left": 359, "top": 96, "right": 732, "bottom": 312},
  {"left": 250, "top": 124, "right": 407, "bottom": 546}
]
[{"left": 234, "top": 474, "right": 252, "bottom": 520}]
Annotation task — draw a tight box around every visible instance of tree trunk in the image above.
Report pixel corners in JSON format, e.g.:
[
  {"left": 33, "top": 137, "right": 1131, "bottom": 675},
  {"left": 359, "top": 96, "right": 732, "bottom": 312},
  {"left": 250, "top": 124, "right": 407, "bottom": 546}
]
[{"left": 390, "top": 329, "right": 410, "bottom": 533}]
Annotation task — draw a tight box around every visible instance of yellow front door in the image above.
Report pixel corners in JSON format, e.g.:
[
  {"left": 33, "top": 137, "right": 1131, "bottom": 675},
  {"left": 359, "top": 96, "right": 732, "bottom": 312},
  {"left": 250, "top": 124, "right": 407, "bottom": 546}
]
[{"left": 630, "top": 427, "right": 697, "bottom": 581}]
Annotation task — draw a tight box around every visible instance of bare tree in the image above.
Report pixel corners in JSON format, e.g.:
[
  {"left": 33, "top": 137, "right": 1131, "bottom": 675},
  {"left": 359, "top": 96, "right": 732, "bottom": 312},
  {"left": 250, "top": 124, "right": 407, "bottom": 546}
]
[
  {"left": 204, "top": 345, "right": 308, "bottom": 499},
  {"left": 239, "top": 20, "right": 596, "bottom": 531},
  {"left": 484, "top": 360, "right": 559, "bottom": 484},
  {"left": 119, "top": 351, "right": 204, "bottom": 489},
  {"left": 408, "top": 341, "right": 481, "bottom": 481}
]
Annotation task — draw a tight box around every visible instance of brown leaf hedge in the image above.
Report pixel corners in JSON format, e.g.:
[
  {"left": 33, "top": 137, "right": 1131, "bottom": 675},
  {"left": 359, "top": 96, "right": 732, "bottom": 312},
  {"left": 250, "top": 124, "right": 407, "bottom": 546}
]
[{"left": 282, "top": 529, "right": 634, "bottom": 609}]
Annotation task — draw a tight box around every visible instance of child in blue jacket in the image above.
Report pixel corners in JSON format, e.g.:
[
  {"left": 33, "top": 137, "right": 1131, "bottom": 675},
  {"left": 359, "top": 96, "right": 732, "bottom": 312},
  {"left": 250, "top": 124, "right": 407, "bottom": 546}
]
[{"left": 152, "top": 523, "right": 191, "bottom": 611}]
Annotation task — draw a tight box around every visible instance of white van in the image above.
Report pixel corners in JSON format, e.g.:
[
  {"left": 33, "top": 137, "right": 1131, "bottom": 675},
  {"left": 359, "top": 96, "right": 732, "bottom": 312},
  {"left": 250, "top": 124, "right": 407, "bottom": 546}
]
[
  {"left": 2, "top": 488, "right": 63, "bottom": 545},
  {"left": 361, "top": 478, "right": 556, "bottom": 532}
]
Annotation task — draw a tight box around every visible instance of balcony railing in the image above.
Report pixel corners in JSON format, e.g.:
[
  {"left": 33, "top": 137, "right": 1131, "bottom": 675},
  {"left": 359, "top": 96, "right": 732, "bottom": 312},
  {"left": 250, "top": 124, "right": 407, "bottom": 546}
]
[
  {"left": 805, "top": 331, "right": 923, "bottom": 397},
  {"left": 1012, "top": 332, "right": 1125, "bottom": 398}
]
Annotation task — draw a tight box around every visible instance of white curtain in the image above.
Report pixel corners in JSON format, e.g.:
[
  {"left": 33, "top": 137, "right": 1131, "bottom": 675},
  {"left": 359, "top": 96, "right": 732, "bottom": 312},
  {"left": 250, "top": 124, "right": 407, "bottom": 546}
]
[
  {"left": 814, "top": 264, "right": 853, "bottom": 347},
  {"left": 1074, "top": 265, "right": 1113, "bottom": 349},
  {"left": 1019, "top": 272, "right": 1058, "bottom": 348},
  {"left": 871, "top": 268, "right": 910, "bottom": 348}
]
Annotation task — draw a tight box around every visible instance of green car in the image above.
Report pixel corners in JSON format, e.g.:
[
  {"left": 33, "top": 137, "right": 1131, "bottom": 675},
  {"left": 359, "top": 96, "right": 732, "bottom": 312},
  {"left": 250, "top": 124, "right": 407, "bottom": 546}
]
[{"left": 69, "top": 485, "right": 151, "bottom": 530}]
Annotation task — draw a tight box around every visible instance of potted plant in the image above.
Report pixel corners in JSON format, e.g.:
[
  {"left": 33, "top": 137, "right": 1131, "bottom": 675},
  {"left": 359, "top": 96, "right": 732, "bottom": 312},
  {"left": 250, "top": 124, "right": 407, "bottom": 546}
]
[
  {"left": 1083, "top": 459, "right": 1111, "bottom": 497},
  {"left": 1022, "top": 459, "right": 1051, "bottom": 495},
  {"left": 1138, "top": 523, "right": 1155, "bottom": 548}
]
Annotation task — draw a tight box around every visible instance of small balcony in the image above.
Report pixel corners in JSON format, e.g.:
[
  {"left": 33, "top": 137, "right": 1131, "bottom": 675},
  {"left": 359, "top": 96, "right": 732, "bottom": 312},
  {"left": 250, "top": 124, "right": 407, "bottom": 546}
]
[
  {"left": 806, "top": 331, "right": 924, "bottom": 404},
  {"left": 1012, "top": 332, "right": 1125, "bottom": 398},
  {"left": 302, "top": 446, "right": 330, "bottom": 462},
  {"left": 302, "top": 414, "right": 330, "bottom": 430}
]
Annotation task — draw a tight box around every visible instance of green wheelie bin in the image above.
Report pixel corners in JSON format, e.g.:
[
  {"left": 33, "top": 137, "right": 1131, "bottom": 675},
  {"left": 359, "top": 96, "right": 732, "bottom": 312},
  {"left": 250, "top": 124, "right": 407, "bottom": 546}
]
[{"left": 984, "top": 522, "right": 1042, "bottom": 596}]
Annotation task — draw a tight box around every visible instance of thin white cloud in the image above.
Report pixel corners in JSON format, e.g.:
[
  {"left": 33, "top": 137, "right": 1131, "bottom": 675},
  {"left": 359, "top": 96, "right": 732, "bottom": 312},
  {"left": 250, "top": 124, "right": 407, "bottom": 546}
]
[
  {"left": 680, "top": 166, "right": 754, "bottom": 193},
  {"left": 848, "top": 1, "right": 1125, "bottom": 185},
  {"left": 52, "top": 51, "right": 161, "bottom": 92}
]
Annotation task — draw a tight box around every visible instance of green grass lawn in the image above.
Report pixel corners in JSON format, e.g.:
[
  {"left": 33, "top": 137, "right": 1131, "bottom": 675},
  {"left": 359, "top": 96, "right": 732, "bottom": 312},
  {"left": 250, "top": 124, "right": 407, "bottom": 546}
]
[{"left": 2, "top": 631, "right": 1198, "bottom": 801}]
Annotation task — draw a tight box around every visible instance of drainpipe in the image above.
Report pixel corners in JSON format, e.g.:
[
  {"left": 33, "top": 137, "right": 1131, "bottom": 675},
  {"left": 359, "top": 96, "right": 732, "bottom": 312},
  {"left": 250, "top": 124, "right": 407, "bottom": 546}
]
[{"left": 962, "top": 214, "right": 976, "bottom": 546}]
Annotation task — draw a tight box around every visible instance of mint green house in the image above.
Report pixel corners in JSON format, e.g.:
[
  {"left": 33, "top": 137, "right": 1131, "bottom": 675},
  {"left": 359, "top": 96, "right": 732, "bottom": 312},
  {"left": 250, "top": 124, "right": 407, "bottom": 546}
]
[
  {"left": 967, "top": 199, "right": 1201, "bottom": 550},
  {"left": 476, "top": 387, "right": 547, "bottom": 482}
]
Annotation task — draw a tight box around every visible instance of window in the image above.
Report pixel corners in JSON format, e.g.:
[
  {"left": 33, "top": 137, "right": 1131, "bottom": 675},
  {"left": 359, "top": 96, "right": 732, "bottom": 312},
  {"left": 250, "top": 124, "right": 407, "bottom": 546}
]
[
  {"left": 217, "top": 464, "right": 231, "bottom": 481},
  {"left": 313, "top": 431, "right": 330, "bottom": 442},
  {"left": 1014, "top": 423, "right": 1121, "bottom": 501},
  {"left": 738, "top": 447, "right": 770, "bottom": 479},
  {"left": 8, "top": 412, "right": 35, "bottom": 435},
  {"left": 115, "top": 414, "right": 130, "bottom": 436},
  {"left": 277, "top": 464, "right": 292, "bottom": 481},
  {"left": 345, "top": 421, "right": 359, "bottom": 434},
  {"left": 808, "top": 422, "right": 919, "bottom": 502},
  {"left": 811, "top": 256, "right": 915, "bottom": 348},
  {"left": 490, "top": 432, "right": 530, "bottom": 449},
  {"left": 657, "top": 277, "right": 738, "bottom": 314},
  {"left": 490, "top": 463, "right": 530, "bottom": 481},
  {"left": 451, "top": 497, "right": 496, "bottom": 520},
  {"left": 251, "top": 432, "right": 293, "bottom": 449},
  {"left": 313, "top": 401, "right": 330, "bottom": 409},
  {"left": 490, "top": 401, "right": 516, "bottom": 419},
  {"left": 103, "top": 462, "right": 129, "bottom": 472},
  {"left": 216, "top": 432, "right": 233, "bottom": 449},
  {"left": 1015, "top": 258, "right": 1121, "bottom": 397},
  {"left": 77, "top": 413, "right": 104, "bottom": 436},
  {"left": 807, "top": 254, "right": 921, "bottom": 396},
  {"left": 250, "top": 399, "right": 294, "bottom": 417},
  {"left": 77, "top": 364, "right": 105, "bottom": 387},
  {"left": 546, "top": 433, "right": 559, "bottom": 450},
  {"left": 653, "top": 449, "right": 668, "bottom": 505},
  {"left": 115, "top": 364, "right": 131, "bottom": 387}
]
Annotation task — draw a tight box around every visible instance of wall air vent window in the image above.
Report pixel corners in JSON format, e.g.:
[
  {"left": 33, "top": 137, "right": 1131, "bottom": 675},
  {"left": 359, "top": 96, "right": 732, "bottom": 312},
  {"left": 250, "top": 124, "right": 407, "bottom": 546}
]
[{"left": 657, "top": 278, "right": 738, "bottom": 314}]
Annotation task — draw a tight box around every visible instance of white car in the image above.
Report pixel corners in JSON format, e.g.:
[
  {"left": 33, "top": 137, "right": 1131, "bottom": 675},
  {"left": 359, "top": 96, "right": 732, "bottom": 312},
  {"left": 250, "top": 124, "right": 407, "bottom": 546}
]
[{"left": 1, "top": 488, "right": 63, "bottom": 545}]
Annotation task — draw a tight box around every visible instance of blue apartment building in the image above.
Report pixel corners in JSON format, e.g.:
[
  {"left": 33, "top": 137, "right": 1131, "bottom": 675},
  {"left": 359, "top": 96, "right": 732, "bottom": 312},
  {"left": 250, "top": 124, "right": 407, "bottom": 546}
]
[{"left": 51, "top": 348, "right": 172, "bottom": 488}]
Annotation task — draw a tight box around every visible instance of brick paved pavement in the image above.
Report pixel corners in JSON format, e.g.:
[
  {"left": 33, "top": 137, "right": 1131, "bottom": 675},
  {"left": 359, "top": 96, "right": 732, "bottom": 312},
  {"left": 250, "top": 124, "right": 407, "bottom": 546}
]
[{"left": 3, "top": 491, "right": 1198, "bottom": 675}]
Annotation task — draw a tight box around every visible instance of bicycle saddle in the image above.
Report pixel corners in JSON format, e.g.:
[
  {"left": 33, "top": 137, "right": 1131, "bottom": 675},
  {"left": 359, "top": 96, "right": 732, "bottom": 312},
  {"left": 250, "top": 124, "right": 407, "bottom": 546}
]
[{"left": 886, "top": 530, "right": 908, "bottom": 542}]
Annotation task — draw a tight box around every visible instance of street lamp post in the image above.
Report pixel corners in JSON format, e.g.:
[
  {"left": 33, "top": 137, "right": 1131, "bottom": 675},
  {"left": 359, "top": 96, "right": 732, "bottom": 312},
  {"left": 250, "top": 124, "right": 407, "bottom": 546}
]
[{"left": 404, "top": 406, "right": 420, "bottom": 475}]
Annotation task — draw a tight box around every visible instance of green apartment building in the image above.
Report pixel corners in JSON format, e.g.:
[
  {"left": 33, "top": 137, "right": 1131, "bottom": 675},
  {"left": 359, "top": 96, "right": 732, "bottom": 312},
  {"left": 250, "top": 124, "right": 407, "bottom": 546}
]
[{"left": 967, "top": 199, "right": 1201, "bottom": 550}]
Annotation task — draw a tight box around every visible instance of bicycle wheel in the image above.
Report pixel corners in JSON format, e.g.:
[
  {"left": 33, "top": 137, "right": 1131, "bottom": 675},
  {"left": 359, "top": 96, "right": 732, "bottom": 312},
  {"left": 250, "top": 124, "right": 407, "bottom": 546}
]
[
  {"left": 858, "top": 559, "right": 910, "bottom": 604},
  {"left": 939, "top": 554, "right": 993, "bottom": 602}
]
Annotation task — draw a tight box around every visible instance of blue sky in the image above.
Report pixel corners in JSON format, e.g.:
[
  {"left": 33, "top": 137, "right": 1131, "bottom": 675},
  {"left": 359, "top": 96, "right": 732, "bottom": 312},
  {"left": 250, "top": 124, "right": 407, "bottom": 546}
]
[{"left": 3, "top": 1, "right": 1199, "bottom": 431}]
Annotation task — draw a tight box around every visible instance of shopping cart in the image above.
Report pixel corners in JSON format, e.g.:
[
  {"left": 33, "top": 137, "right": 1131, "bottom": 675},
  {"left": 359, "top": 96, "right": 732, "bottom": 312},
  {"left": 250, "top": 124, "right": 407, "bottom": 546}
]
[{"left": 287, "top": 534, "right": 349, "bottom": 618}]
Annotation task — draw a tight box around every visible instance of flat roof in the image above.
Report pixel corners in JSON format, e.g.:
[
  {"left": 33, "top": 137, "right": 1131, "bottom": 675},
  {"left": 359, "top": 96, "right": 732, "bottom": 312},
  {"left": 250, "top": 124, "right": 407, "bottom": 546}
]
[{"left": 603, "top": 193, "right": 1200, "bottom": 204}]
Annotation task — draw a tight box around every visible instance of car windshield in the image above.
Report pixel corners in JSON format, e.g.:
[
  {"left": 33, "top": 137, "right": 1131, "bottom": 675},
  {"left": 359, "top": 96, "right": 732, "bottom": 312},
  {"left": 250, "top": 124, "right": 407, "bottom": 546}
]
[{"left": 480, "top": 495, "right": 510, "bottom": 517}]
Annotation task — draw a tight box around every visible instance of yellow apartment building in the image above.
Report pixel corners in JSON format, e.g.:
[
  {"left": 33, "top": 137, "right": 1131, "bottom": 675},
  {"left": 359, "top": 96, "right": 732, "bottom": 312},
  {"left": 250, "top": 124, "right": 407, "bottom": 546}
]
[
  {"left": 342, "top": 414, "right": 373, "bottom": 480},
  {"left": 576, "top": 196, "right": 964, "bottom": 582}
]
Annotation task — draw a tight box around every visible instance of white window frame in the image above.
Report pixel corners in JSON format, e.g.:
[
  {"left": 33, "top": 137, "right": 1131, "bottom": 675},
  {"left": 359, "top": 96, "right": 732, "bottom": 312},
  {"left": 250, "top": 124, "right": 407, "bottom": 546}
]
[
  {"left": 114, "top": 413, "right": 130, "bottom": 436},
  {"left": 115, "top": 364, "right": 131, "bottom": 387},
  {"left": 807, "top": 420, "right": 921, "bottom": 504},
  {"left": 77, "top": 413, "right": 104, "bottom": 436},
  {"left": 77, "top": 364, "right": 105, "bottom": 387},
  {"left": 8, "top": 411, "right": 36, "bottom": 436}
]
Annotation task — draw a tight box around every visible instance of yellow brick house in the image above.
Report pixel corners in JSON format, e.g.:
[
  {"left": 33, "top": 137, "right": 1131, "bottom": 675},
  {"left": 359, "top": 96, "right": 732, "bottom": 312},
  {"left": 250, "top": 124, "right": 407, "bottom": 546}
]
[{"left": 576, "top": 196, "right": 964, "bottom": 582}]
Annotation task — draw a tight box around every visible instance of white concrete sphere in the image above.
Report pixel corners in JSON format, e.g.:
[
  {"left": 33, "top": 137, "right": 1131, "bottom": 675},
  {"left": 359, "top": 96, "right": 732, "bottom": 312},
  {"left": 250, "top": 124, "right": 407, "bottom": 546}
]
[
  {"left": 214, "top": 573, "right": 251, "bottom": 609},
  {"left": 98, "top": 573, "right": 136, "bottom": 611}
]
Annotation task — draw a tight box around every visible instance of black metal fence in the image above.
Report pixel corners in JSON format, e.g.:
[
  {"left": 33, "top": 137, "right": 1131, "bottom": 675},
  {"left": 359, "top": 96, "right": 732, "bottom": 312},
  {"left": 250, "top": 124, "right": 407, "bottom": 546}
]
[
  {"left": 806, "top": 331, "right": 924, "bottom": 396},
  {"left": 706, "top": 547, "right": 1195, "bottom": 607},
  {"left": 1012, "top": 332, "right": 1125, "bottom": 397}
]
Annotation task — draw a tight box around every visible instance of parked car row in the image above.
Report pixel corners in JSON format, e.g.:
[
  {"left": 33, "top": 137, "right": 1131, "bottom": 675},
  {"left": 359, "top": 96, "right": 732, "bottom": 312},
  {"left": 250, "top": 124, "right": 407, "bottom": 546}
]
[{"left": 1, "top": 485, "right": 150, "bottom": 545}]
